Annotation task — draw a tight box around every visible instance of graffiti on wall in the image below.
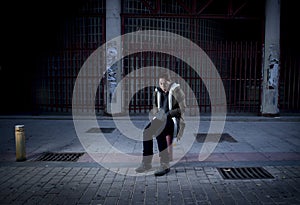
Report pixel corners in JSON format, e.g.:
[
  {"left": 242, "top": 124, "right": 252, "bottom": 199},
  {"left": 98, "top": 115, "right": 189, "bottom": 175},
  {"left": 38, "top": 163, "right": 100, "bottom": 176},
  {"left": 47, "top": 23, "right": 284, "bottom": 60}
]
[
  {"left": 106, "top": 42, "right": 118, "bottom": 103},
  {"left": 267, "top": 45, "right": 279, "bottom": 90}
]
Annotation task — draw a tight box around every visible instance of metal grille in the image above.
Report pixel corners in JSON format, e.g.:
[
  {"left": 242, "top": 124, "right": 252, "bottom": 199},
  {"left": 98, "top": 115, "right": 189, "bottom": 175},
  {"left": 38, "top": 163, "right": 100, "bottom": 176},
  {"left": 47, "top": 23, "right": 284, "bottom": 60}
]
[
  {"left": 195, "top": 133, "right": 237, "bottom": 143},
  {"left": 122, "top": 1, "right": 263, "bottom": 114},
  {"left": 86, "top": 127, "right": 115, "bottom": 133},
  {"left": 280, "top": 53, "right": 300, "bottom": 112},
  {"left": 35, "top": 0, "right": 106, "bottom": 113},
  {"left": 217, "top": 167, "right": 274, "bottom": 180},
  {"left": 35, "top": 152, "right": 85, "bottom": 162},
  {"left": 122, "top": 25, "right": 261, "bottom": 114}
]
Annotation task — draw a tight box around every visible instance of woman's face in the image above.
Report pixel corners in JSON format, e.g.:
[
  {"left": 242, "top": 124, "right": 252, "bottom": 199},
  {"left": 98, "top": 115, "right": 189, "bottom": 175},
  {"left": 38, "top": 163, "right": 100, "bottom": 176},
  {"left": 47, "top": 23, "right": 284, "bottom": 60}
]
[{"left": 159, "top": 78, "right": 171, "bottom": 93}]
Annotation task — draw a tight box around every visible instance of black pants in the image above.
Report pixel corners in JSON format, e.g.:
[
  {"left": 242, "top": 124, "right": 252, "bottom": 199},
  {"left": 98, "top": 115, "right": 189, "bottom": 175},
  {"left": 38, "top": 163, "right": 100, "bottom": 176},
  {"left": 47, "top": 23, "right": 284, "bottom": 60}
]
[{"left": 142, "top": 118, "right": 174, "bottom": 163}]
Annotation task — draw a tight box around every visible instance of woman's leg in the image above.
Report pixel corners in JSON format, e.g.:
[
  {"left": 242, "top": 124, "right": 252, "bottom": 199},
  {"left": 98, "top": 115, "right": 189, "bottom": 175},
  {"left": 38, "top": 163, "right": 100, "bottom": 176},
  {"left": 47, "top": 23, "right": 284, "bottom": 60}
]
[{"left": 156, "top": 119, "right": 174, "bottom": 164}]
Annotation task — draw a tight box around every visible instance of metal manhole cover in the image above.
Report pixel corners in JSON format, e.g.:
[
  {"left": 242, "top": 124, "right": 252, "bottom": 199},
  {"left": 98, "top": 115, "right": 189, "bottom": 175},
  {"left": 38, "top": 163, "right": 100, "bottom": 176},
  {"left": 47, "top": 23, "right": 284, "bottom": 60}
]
[
  {"left": 195, "top": 133, "right": 237, "bottom": 143},
  {"left": 34, "top": 152, "right": 85, "bottom": 162},
  {"left": 86, "top": 127, "right": 115, "bottom": 133},
  {"left": 217, "top": 167, "right": 274, "bottom": 180}
]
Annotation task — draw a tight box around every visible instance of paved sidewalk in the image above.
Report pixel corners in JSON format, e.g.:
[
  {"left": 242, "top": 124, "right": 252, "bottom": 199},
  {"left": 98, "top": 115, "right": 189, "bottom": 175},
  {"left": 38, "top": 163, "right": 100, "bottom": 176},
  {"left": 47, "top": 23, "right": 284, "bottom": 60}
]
[
  {"left": 0, "top": 162, "right": 300, "bottom": 205},
  {"left": 0, "top": 115, "right": 300, "bottom": 204}
]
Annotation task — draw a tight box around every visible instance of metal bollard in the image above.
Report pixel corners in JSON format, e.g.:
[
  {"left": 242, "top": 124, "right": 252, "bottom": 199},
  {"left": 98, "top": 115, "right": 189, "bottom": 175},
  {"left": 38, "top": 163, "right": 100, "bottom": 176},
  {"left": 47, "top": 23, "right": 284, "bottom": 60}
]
[{"left": 15, "top": 125, "right": 26, "bottom": 161}]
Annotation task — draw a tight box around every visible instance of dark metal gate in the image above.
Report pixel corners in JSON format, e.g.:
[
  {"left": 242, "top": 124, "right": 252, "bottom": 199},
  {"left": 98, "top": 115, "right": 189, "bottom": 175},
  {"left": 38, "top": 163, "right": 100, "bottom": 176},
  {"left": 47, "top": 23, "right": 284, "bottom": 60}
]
[
  {"left": 122, "top": 39, "right": 262, "bottom": 114},
  {"left": 35, "top": 0, "right": 300, "bottom": 115},
  {"left": 35, "top": 0, "right": 106, "bottom": 113},
  {"left": 280, "top": 51, "right": 300, "bottom": 112},
  {"left": 121, "top": 0, "right": 264, "bottom": 114}
]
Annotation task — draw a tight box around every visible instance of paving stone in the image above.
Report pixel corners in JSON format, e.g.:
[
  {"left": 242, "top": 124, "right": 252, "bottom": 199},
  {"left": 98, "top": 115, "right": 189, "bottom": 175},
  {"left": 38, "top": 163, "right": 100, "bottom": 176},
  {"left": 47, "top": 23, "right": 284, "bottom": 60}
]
[
  {"left": 0, "top": 170, "right": 294, "bottom": 205},
  {"left": 0, "top": 117, "right": 300, "bottom": 204}
]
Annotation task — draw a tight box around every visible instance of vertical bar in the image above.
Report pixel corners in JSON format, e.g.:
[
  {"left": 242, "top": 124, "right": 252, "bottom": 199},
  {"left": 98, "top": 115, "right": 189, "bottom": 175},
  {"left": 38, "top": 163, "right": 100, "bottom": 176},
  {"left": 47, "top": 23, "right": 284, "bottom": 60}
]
[
  {"left": 253, "top": 42, "right": 258, "bottom": 112},
  {"left": 295, "top": 60, "right": 300, "bottom": 110},
  {"left": 60, "top": 52, "right": 63, "bottom": 112},
  {"left": 233, "top": 42, "right": 238, "bottom": 112},
  {"left": 280, "top": 55, "right": 286, "bottom": 110},
  {"left": 249, "top": 41, "right": 253, "bottom": 112},
  {"left": 243, "top": 41, "right": 248, "bottom": 112},
  {"left": 228, "top": 41, "right": 232, "bottom": 112},
  {"left": 48, "top": 56, "right": 51, "bottom": 112},
  {"left": 134, "top": 53, "right": 137, "bottom": 113},
  {"left": 102, "top": 15, "right": 106, "bottom": 110},
  {"left": 63, "top": 52, "right": 66, "bottom": 112},
  {"left": 219, "top": 41, "right": 223, "bottom": 113},
  {"left": 238, "top": 42, "right": 243, "bottom": 112},
  {"left": 66, "top": 50, "right": 70, "bottom": 112},
  {"left": 199, "top": 38, "right": 203, "bottom": 114},
  {"left": 143, "top": 52, "right": 146, "bottom": 113},
  {"left": 138, "top": 52, "right": 141, "bottom": 113},
  {"left": 91, "top": 17, "right": 96, "bottom": 112},
  {"left": 54, "top": 56, "right": 58, "bottom": 112},
  {"left": 296, "top": 60, "right": 300, "bottom": 110},
  {"left": 49, "top": 56, "right": 53, "bottom": 112},
  {"left": 70, "top": 50, "right": 74, "bottom": 112},
  {"left": 79, "top": 50, "right": 84, "bottom": 112},
  {"left": 291, "top": 60, "right": 296, "bottom": 109},
  {"left": 287, "top": 56, "right": 292, "bottom": 110}
]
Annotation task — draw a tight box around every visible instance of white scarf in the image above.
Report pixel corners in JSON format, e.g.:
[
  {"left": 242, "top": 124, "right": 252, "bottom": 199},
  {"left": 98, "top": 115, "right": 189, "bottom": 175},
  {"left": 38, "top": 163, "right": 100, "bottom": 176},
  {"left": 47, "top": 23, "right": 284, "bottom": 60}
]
[{"left": 155, "top": 83, "right": 180, "bottom": 138}]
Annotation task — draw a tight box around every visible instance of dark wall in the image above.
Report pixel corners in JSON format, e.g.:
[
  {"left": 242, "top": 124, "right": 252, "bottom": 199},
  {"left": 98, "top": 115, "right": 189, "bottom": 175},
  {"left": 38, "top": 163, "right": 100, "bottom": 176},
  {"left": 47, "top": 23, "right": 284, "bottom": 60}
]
[
  {"left": 0, "top": 0, "right": 84, "bottom": 114},
  {"left": 281, "top": 1, "right": 299, "bottom": 56},
  {"left": 0, "top": 0, "right": 297, "bottom": 114}
]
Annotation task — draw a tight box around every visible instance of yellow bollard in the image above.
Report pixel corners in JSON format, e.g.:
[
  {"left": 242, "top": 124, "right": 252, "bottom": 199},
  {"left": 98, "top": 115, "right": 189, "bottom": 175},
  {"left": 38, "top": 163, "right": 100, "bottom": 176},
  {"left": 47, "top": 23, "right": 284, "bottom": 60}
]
[{"left": 15, "top": 125, "right": 26, "bottom": 161}]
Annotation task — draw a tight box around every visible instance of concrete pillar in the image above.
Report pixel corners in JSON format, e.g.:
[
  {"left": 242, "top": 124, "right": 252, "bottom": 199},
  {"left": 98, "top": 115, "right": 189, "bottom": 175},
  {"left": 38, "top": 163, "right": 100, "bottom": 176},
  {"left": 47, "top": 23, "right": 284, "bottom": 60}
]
[
  {"left": 261, "top": 0, "right": 281, "bottom": 116},
  {"left": 105, "top": 0, "right": 123, "bottom": 115}
]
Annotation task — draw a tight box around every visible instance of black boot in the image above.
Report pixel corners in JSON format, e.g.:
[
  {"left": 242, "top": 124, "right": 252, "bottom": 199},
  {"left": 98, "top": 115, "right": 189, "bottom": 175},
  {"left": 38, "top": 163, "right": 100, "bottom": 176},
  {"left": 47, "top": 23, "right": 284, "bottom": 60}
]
[
  {"left": 154, "top": 152, "right": 170, "bottom": 176},
  {"left": 154, "top": 162, "right": 170, "bottom": 176}
]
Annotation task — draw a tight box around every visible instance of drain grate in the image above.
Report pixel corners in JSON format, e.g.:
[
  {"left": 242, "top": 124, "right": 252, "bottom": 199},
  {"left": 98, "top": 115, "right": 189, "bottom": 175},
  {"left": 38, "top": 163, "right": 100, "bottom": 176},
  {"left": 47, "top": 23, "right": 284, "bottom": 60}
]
[
  {"left": 217, "top": 167, "right": 274, "bottom": 180},
  {"left": 34, "top": 152, "right": 85, "bottom": 162},
  {"left": 195, "top": 133, "right": 237, "bottom": 143},
  {"left": 86, "top": 127, "right": 115, "bottom": 133}
]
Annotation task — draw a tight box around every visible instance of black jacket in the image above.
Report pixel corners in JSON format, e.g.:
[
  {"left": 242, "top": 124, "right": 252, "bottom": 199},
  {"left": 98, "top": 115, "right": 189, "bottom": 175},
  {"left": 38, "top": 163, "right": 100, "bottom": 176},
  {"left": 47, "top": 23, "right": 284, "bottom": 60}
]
[{"left": 152, "top": 82, "right": 186, "bottom": 139}]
